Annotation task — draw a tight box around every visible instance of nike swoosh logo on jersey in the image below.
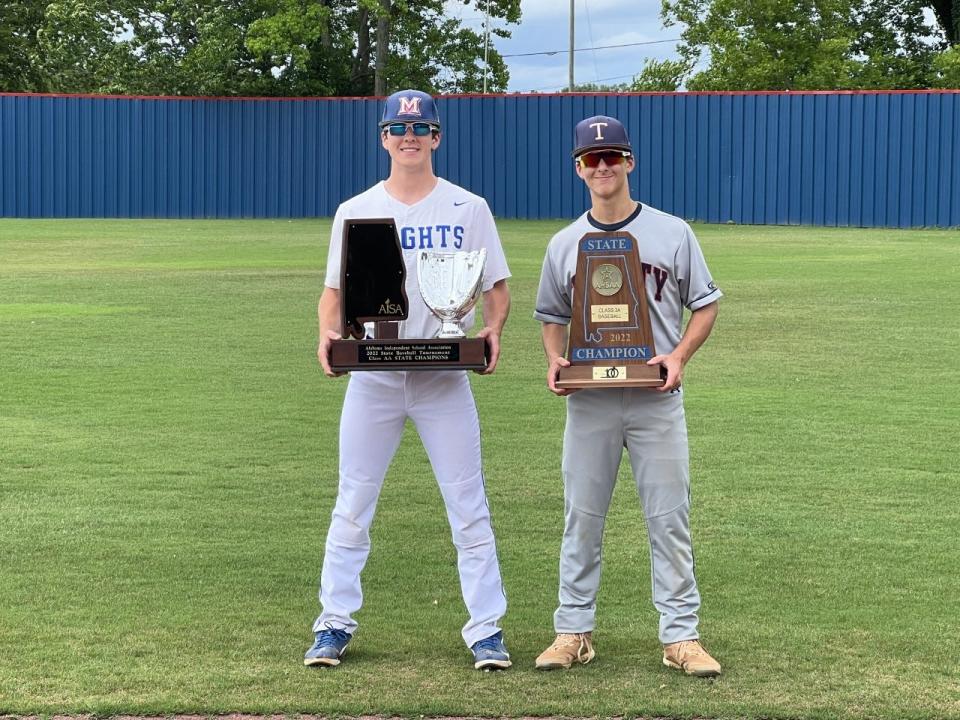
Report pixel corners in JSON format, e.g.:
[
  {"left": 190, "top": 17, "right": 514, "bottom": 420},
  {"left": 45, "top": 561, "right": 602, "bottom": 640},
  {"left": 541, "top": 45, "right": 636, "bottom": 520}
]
[{"left": 454, "top": 201, "right": 469, "bottom": 206}]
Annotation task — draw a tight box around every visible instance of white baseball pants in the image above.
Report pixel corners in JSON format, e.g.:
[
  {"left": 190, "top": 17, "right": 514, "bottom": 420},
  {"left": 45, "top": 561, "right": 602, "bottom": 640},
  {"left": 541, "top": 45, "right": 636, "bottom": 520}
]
[{"left": 313, "top": 369, "right": 507, "bottom": 648}]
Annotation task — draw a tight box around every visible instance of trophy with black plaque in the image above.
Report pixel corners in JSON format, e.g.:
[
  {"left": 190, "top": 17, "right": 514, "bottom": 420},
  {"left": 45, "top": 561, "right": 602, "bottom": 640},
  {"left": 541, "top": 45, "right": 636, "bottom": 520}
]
[
  {"left": 556, "top": 231, "right": 665, "bottom": 389},
  {"left": 329, "top": 219, "right": 488, "bottom": 371}
]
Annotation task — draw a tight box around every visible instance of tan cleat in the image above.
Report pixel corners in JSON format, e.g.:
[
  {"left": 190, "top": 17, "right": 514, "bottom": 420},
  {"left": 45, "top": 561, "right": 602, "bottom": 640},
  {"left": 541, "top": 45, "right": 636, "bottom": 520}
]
[
  {"left": 662, "top": 639, "right": 721, "bottom": 677},
  {"left": 535, "top": 632, "right": 596, "bottom": 670}
]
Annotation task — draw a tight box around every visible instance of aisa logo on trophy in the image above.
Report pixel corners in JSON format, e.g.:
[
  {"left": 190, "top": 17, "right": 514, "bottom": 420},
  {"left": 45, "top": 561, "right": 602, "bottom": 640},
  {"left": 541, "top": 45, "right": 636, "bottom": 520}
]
[
  {"left": 556, "top": 231, "right": 665, "bottom": 389},
  {"left": 329, "top": 219, "right": 488, "bottom": 371}
]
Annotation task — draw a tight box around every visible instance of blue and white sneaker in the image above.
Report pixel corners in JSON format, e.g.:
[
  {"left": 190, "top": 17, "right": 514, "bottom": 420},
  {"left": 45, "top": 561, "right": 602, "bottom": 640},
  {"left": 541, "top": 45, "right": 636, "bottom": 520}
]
[
  {"left": 304, "top": 627, "right": 352, "bottom": 667},
  {"left": 471, "top": 630, "right": 512, "bottom": 671}
]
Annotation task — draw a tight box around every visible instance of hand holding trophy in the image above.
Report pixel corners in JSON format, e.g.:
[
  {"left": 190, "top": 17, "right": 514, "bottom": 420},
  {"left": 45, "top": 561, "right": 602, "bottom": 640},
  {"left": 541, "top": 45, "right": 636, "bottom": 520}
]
[
  {"left": 555, "top": 231, "right": 665, "bottom": 388},
  {"left": 329, "top": 219, "right": 488, "bottom": 371}
]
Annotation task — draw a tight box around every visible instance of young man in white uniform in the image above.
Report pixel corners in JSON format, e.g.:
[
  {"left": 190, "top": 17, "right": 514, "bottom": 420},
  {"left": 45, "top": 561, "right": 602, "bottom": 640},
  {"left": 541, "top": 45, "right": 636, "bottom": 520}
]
[
  {"left": 306, "top": 90, "right": 512, "bottom": 670},
  {"left": 533, "top": 115, "right": 723, "bottom": 677}
]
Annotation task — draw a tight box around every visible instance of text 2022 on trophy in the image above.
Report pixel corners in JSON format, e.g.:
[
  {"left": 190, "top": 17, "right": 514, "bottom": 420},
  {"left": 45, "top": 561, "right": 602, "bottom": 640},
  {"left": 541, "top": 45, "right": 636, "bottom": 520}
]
[
  {"left": 329, "top": 219, "right": 488, "bottom": 371},
  {"left": 556, "top": 231, "right": 665, "bottom": 389}
]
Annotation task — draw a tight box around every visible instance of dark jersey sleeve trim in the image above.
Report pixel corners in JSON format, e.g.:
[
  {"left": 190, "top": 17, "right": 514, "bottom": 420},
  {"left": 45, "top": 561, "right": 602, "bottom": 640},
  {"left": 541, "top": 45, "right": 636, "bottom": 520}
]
[{"left": 688, "top": 287, "right": 722, "bottom": 310}]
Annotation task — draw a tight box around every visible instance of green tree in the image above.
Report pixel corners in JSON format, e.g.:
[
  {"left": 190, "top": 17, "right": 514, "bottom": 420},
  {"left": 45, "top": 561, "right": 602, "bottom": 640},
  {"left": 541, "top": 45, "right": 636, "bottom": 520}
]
[
  {"left": 123, "top": 0, "right": 281, "bottom": 95},
  {"left": 927, "top": 0, "right": 957, "bottom": 44},
  {"left": 0, "top": 0, "right": 47, "bottom": 91},
  {"left": 36, "top": 0, "right": 141, "bottom": 93},
  {"left": 383, "top": 1, "right": 516, "bottom": 94},
  {"left": 20, "top": 0, "right": 520, "bottom": 96},
  {"left": 629, "top": 58, "right": 692, "bottom": 91},
  {"left": 568, "top": 82, "right": 632, "bottom": 92},
  {"left": 932, "top": 44, "right": 960, "bottom": 85},
  {"left": 847, "top": 0, "right": 950, "bottom": 87},
  {"left": 245, "top": 0, "right": 368, "bottom": 96},
  {"left": 34, "top": 0, "right": 282, "bottom": 95},
  {"left": 661, "top": 0, "right": 950, "bottom": 90},
  {"left": 247, "top": 0, "right": 520, "bottom": 95}
]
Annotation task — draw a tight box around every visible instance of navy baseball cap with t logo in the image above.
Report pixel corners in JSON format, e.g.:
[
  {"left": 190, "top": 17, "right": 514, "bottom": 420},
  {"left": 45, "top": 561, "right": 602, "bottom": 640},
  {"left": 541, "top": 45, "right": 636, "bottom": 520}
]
[
  {"left": 379, "top": 89, "right": 441, "bottom": 128},
  {"left": 572, "top": 115, "right": 632, "bottom": 157}
]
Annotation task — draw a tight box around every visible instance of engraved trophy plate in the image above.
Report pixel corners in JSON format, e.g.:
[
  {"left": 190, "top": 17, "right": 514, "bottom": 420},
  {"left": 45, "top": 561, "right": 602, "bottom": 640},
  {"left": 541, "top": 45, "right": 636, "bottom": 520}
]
[
  {"left": 329, "top": 220, "right": 487, "bottom": 372},
  {"left": 556, "top": 231, "right": 665, "bottom": 389}
]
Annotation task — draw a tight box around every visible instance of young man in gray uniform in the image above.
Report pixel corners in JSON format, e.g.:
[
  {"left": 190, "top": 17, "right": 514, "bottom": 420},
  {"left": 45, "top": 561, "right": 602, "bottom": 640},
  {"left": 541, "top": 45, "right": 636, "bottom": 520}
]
[{"left": 533, "top": 115, "right": 722, "bottom": 677}]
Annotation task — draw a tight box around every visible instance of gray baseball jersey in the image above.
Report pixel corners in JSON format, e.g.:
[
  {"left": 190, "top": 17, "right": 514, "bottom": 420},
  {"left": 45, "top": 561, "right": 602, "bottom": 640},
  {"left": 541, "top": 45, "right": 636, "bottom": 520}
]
[
  {"left": 534, "top": 201, "right": 722, "bottom": 643},
  {"left": 534, "top": 202, "right": 721, "bottom": 352}
]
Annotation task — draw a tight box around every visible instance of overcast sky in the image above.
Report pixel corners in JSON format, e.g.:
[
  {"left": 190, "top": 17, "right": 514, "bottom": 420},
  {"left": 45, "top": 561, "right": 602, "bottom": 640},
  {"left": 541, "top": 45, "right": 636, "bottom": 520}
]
[{"left": 449, "top": 0, "right": 683, "bottom": 93}]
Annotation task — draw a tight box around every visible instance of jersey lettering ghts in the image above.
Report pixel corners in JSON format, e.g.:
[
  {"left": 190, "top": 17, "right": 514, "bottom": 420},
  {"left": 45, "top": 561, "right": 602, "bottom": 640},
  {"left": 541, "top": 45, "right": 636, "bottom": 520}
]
[{"left": 400, "top": 224, "right": 465, "bottom": 250}]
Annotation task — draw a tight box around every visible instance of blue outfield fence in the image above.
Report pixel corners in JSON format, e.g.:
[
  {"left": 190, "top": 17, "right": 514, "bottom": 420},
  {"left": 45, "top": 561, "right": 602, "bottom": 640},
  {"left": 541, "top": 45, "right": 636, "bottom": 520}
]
[{"left": 1, "top": 91, "right": 958, "bottom": 227}]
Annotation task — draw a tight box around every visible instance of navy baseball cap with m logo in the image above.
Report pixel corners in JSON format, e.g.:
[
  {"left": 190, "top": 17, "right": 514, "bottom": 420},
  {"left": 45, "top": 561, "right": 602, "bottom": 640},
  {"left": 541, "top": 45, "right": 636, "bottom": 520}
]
[
  {"left": 572, "top": 115, "right": 632, "bottom": 157},
  {"left": 379, "top": 89, "right": 441, "bottom": 128}
]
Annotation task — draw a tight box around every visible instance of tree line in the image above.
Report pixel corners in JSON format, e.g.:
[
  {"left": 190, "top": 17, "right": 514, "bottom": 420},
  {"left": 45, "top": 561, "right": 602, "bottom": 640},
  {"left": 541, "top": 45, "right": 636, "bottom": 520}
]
[
  {"left": 635, "top": 0, "right": 959, "bottom": 90},
  {"left": 1, "top": 0, "right": 957, "bottom": 96},
  {"left": 0, "top": 0, "right": 519, "bottom": 96}
]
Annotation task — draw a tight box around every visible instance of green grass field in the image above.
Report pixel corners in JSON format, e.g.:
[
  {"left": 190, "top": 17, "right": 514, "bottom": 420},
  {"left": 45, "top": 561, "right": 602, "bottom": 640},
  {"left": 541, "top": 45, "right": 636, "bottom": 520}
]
[{"left": 0, "top": 218, "right": 958, "bottom": 719}]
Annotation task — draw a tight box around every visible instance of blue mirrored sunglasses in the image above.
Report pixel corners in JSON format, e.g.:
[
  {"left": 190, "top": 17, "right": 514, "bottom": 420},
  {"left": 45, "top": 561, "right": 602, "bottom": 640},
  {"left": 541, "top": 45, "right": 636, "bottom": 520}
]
[{"left": 385, "top": 122, "right": 436, "bottom": 137}]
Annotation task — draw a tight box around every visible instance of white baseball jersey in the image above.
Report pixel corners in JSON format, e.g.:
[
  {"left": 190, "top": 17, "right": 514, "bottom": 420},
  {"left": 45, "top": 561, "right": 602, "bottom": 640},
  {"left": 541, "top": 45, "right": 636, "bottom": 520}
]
[
  {"left": 325, "top": 178, "right": 511, "bottom": 339},
  {"left": 314, "top": 176, "right": 512, "bottom": 650},
  {"left": 534, "top": 202, "right": 721, "bottom": 354}
]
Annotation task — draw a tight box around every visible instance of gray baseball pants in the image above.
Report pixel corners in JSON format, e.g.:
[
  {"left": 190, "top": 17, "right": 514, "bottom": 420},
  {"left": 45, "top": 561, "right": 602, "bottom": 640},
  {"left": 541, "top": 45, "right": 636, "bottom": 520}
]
[{"left": 554, "top": 387, "right": 701, "bottom": 644}]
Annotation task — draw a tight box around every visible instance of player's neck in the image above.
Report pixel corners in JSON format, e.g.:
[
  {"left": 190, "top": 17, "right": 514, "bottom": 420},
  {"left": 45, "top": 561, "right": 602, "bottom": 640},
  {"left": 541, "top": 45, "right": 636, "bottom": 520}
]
[
  {"left": 384, "top": 167, "right": 439, "bottom": 205},
  {"left": 589, "top": 194, "right": 638, "bottom": 226}
]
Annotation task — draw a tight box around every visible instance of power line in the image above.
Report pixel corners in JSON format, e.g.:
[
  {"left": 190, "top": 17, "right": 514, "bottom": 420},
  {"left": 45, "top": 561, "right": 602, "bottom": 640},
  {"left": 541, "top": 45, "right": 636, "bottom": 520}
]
[
  {"left": 525, "top": 71, "right": 641, "bottom": 93},
  {"left": 582, "top": 0, "right": 601, "bottom": 83},
  {"left": 501, "top": 38, "right": 681, "bottom": 58}
]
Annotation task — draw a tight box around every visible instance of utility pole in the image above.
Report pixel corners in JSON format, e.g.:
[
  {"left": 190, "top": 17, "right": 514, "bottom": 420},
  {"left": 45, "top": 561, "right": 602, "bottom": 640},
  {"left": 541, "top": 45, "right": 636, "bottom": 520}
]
[
  {"left": 483, "top": 0, "right": 490, "bottom": 93},
  {"left": 568, "top": 0, "right": 574, "bottom": 92}
]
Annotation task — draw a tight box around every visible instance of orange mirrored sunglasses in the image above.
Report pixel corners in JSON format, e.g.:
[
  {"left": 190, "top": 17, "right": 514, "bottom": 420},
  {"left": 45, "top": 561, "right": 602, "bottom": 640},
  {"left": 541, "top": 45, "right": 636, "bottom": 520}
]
[{"left": 577, "top": 150, "right": 632, "bottom": 168}]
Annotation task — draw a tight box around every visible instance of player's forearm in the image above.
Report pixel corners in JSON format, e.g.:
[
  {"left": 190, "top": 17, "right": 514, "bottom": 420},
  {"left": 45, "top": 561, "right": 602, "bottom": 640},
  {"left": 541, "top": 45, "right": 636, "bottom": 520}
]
[
  {"left": 318, "top": 286, "right": 343, "bottom": 337},
  {"left": 481, "top": 280, "right": 511, "bottom": 334},
  {"left": 541, "top": 322, "right": 568, "bottom": 363},
  {"left": 674, "top": 301, "right": 718, "bottom": 365}
]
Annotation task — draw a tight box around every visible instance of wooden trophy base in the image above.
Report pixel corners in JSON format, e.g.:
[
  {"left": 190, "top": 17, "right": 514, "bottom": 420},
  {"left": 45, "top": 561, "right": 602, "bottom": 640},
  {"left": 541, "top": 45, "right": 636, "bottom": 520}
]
[
  {"left": 556, "top": 363, "right": 665, "bottom": 389},
  {"left": 330, "top": 337, "right": 488, "bottom": 372}
]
